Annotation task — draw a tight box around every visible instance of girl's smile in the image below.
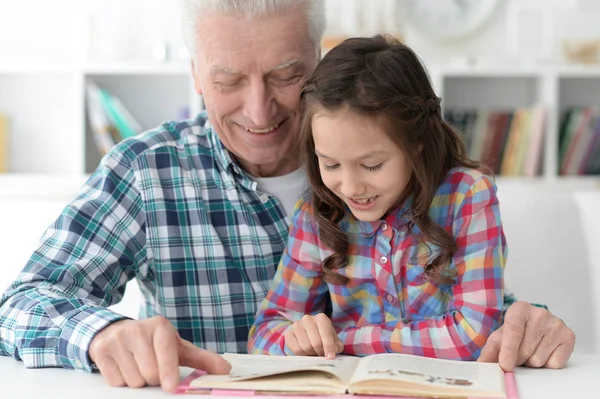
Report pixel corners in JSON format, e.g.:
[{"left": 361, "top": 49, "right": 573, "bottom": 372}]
[{"left": 347, "top": 195, "right": 379, "bottom": 211}]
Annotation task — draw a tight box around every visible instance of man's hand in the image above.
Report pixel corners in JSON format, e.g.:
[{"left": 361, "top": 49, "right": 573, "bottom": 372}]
[
  {"left": 284, "top": 313, "right": 344, "bottom": 359},
  {"left": 478, "top": 301, "right": 576, "bottom": 371},
  {"left": 89, "top": 316, "right": 231, "bottom": 392}
]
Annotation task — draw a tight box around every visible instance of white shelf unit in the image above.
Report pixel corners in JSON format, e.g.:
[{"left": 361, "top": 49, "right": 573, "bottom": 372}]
[
  {"left": 0, "top": 0, "right": 197, "bottom": 176},
  {"left": 429, "top": 65, "right": 600, "bottom": 189},
  {"left": 0, "top": 72, "right": 83, "bottom": 174},
  {"left": 0, "top": 67, "right": 198, "bottom": 175},
  {"left": 83, "top": 69, "right": 196, "bottom": 173},
  {"left": 0, "top": 0, "right": 598, "bottom": 188},
  {"left": 1, "top": 60, "right": 599, "bottom": 188}
]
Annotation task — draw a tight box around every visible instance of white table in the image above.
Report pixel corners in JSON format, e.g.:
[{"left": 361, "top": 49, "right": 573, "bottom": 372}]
[{"left": 0, "top": 355, "right": 597, "bottom": 398}]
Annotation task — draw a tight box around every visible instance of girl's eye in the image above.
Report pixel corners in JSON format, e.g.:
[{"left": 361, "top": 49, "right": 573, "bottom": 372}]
[
  {"left": 364, "top": 163, "right": 384, "bottom": 172},
  {"left": 323, "top": 164, "right": 339, "bottom": 171}
]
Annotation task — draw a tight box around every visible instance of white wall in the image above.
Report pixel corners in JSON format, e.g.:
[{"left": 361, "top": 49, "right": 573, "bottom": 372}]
[
  {"left": 87, "top": 0, "right": 185, "bottom": 64},
  {"left": 0, "top": 0, "right": 184, "bottom": 66},
  {"left": 2, "top": 0, "right": 599, "bottom": 67},
  {"left": 326, "top": 0, "right": 600, "bottom": 66},
  {"left": 0, "top": 0, "right": 78, "bottom": 65}
]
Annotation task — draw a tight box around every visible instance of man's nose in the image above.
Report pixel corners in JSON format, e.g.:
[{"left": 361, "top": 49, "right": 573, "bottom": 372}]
[{"left": 243, "top": 80, "right": 276, "bottom": 128}]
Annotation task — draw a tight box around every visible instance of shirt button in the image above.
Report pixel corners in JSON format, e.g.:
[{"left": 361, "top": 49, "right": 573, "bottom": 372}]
[
  {"left": 380, "top": 256, "right": 388, "bottom": 264},
  {"left": 381, "top": 223, "right": 388, "bottom": 231},
  {"left": 259, "top": 193, "right": 269, "bottom": 204},
  {"left": 386, "top": 293, "right": 394, "bottom": 303}
]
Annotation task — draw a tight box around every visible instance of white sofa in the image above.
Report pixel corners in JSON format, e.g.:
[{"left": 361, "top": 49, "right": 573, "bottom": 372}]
[
  {"left": 1, "top": 175, "right": 598, "bottom": 353},
  {"left": 497, "top": 183, "right": 598, "bottom": 354},
  {"left": 574, "top": 192, "right": 600, "bottom": 354},
  {"left": 0, "top": 174, "right": 141, "bottom": 319}
]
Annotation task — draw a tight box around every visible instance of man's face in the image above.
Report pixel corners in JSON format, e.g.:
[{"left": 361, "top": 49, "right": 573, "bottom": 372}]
[{"left": 192, "top": 9, "right": 318, "bottom": 177}]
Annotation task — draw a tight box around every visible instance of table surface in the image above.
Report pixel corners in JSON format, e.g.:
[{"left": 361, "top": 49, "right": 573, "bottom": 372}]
[{"left": 1, "top": 354, "right": 597, "bottom": 398}]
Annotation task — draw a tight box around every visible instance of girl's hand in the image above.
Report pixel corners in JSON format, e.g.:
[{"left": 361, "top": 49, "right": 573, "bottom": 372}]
[{"left": 284, "top": 313, "right": 344, "bottom": 359}]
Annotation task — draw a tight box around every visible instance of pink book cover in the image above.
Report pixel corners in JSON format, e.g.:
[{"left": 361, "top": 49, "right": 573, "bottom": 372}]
[
  {"left": 523, "top": 106, "right": 546, "bottom": 177},
  {"left": 176, "top": 370, "right": 518, "bottom": 399}
]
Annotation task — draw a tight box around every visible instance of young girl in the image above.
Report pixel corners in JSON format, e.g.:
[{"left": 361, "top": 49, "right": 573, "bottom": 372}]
[{"left": 247, "top": 35, "right": 507, "bottom": 361}]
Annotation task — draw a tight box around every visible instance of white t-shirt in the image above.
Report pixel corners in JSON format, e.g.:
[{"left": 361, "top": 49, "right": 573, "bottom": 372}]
[{"left": 254, "top": 167, "right": 308, "bottom": 218}]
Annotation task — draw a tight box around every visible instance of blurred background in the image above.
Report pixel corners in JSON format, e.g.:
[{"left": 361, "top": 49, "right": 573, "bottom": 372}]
[{"left": 0, "top": 0, "right": 599, "bottom": 354}]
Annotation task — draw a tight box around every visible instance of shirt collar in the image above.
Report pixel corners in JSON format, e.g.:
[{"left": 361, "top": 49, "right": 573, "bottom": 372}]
[
  {"left": 204, "top": 117, "right": 256, "bottom": 190},
  {"left": 355, "top": 194, "right": 414, "bottom": 237}
]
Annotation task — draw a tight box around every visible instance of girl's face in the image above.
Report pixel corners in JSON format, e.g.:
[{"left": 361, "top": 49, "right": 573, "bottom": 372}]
[{"left": 312, "top": 106, "right": 413, "bottom": 222}]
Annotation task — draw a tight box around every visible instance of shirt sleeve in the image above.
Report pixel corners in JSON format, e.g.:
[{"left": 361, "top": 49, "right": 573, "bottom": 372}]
[
  {"left": 248, "top": 199, "right": 329, "bottom": 355},
  {"left": 501, "top": 290, "right": 548, "bottom": 323},
  {"left": 0, "top": 147, "right": 147, "bottom": 371},
  {"left": 337, "top": 175, "right": 507, "bottom": 360}
]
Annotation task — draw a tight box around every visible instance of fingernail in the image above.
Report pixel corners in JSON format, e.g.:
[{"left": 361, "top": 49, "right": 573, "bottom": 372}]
[
  {"left": 223, "top": 361, "right": 232, "bottom": 373},
  {"left": 326, "top": 352, "right": 335, "bottom": 359}
]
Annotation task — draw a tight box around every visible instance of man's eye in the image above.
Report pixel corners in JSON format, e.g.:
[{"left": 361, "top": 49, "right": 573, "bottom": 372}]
[
  {"left": 272, "top": 75, "right": 302, "bottom": 84},
  {"left": 215, "top": 81, "right": 240, "bottom": 88}
]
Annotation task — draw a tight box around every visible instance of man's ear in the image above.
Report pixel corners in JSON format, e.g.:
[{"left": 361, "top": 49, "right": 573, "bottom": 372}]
[{"left": 191, "top": 60, "right": 203, "bottom": 95}]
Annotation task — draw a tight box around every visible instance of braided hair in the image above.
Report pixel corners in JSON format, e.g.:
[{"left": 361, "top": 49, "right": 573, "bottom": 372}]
[{"left": 299, "top": 35, "right": 481, "bottom": 285}]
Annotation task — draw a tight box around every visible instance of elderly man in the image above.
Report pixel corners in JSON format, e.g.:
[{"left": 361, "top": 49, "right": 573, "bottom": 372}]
[{"left": 0, "top": 0, "right": 575, "bottom": 393}]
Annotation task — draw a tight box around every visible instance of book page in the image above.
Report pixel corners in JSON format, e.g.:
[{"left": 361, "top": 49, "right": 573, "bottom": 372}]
[
  {"left": 350, "top": 353, "right": 504, "bottom": 393},
  {"left": 189, "top": 370, "right": 347, "bottom": 394},
  {"left": 222, "top": 353, "right": 360, "bottom": 384}
]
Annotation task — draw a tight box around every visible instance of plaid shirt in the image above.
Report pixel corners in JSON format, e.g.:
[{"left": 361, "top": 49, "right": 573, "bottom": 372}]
[
  {"left": 0, "top": 114, "right": 521, "bottom": 371},
  {"left": 248, "top": 168, "right": 507, "bottom": 360},
  {"left": 0, "top": 114, "right": 288, "bottom": 371}
]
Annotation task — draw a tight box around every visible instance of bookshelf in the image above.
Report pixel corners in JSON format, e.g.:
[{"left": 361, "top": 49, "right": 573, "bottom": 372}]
[
  {"left": 2, "top": 65, "right": 600, "bottom": 187},
  {"left": 0, "top": 68, "right": 197, "bottom": 175},
  {"left": 0, "top": 1, "right": 598, "bottom": 190},
  {"left": 429, "top": 65, "right": 600, "bottom": 189},
  {"left": 0, "top": 0, "right": 196, "bottom": 175},
  {"left": 83, "top": 71, "right": 195, "bottom": 172}
]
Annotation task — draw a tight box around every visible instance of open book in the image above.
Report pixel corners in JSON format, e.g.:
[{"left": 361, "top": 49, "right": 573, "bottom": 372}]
[{"left": 178, "top": 353, "right": 516, "bottom": 398}]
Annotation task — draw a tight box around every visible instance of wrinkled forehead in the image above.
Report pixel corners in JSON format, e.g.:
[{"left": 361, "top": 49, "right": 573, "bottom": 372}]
[{"left": 196, "top": 10, "right": 316, "bottom": 74}]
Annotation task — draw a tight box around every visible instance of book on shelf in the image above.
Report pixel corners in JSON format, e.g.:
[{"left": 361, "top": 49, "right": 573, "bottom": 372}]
[
  {"left": 85, "top": 81, "right": 143, "bottom": 157},
  {"left": 86, "top": 82, "right": 118, "bottom": 156},
  {"left": 523, "top": 107, "right": 546, "bottom": 176},
  {"left": 499, "top": 108, "right": 526, "bottom": 176},
  {"left": 558, "top": 106, "right": 600, "bottom": 175},
  {"left": 97, "top": 88, "right": 141, "bottom": 139},
  {"left": 177, "top": 353, "right": 516, "bottom": 399},
  {"left": 444, "top": 106, "right": 545, "bottom": 177},
  {"left": 0, "top": 113, "right": 8, "bottom": 173}
]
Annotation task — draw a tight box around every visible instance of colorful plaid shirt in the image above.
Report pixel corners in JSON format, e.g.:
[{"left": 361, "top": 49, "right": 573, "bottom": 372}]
[
  {"left": 0, "top": 114, "right": 521, "bottom": 372},
  {"left": 248, "top": 168, "right": 507, "bottom": 360}
]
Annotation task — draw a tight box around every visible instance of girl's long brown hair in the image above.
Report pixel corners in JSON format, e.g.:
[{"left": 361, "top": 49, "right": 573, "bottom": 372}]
[{"left": 300, "top": 35, "right": 482, "bottom": 285}]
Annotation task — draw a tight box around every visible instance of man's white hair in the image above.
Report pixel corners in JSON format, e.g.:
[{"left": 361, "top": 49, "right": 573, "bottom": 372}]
[{"left": 181, "top": 0, "right": 326, "bottom": 58}]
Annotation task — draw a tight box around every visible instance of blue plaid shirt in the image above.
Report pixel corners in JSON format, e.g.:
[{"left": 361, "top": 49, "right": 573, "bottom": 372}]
[{"left": 0, "top": 113, "right": 528, "bottom": 372}]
